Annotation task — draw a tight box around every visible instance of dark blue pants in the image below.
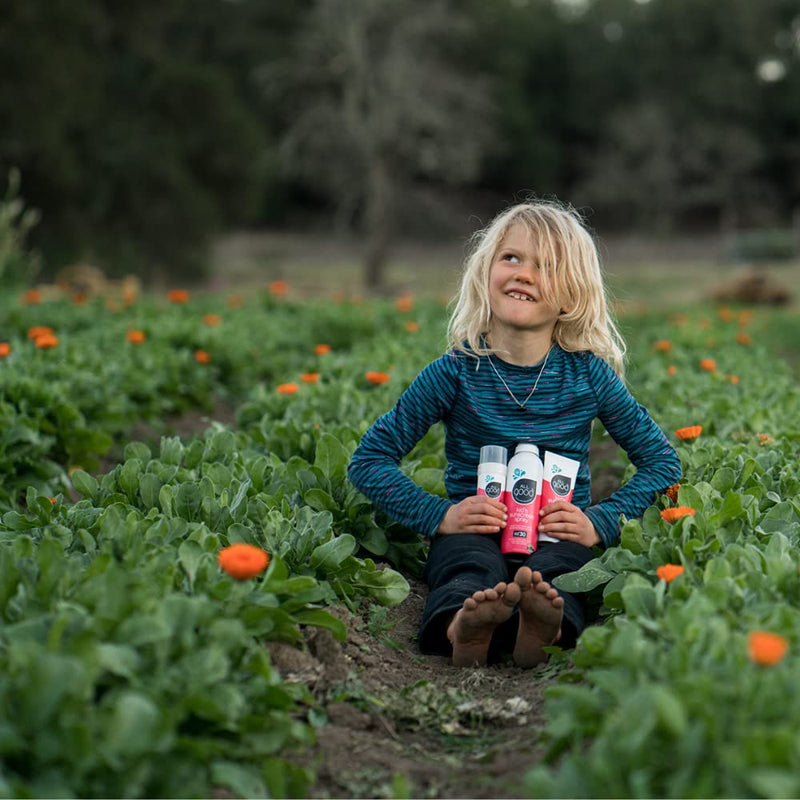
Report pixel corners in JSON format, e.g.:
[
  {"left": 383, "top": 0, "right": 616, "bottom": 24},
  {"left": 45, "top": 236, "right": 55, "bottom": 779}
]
[{"left": 419, "top": 533, "right": 597, "bottom": 659}]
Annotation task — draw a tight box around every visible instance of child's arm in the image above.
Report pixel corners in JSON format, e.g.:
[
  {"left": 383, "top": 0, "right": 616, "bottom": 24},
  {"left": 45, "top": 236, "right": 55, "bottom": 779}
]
[
  {"left": 583, "top": 356, "right": 682, "bottom": 547},
  {"left": 347, "top": 357, "right": 458, "bottom": 536}
]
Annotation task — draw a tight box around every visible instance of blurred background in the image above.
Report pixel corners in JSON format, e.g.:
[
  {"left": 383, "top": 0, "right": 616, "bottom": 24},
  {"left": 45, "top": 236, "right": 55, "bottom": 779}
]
[{"left": 1, "top": 0, "right": 799, "bottom": 298}]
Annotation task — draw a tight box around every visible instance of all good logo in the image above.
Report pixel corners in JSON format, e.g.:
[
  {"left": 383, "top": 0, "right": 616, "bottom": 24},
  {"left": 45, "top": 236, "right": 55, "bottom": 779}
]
[
  {"left": 484, "top": 479, "right": 503, "bottom": 498},
  {"left": 550, "top": 473, "right": 572, "bottom": 496},
  {"left": 511, "top": 478, "right": 537, "bottom": 504}
]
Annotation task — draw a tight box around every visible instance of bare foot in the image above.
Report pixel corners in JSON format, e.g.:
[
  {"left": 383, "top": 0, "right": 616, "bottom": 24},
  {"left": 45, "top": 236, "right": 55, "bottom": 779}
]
[
  {"left": 447, "top": 581, "right": 521, "bottom": 667},
  {"left": 512, "top": 567, "right": 564, "bottom": 668}
]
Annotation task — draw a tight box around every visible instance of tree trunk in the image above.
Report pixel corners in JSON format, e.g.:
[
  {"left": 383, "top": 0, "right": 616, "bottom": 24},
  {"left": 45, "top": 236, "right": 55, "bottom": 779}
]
[{"left": 362, "top": 154, "right": 392, "bottom": 292}]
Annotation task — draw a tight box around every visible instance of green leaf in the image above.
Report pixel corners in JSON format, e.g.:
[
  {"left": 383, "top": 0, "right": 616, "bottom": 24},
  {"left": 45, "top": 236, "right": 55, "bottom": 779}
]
[
  {"left": 179, "top": 540, "right": 205, "bottom": 588},
  {"left": 71, "top": 469, "right": 99, "bottom": 499},
  {"left": 291, "top": 608, "right": 348, "bottom": 640},
  {"left": 553, "top": 559, "right": 614, "bottom": 593},
  {"left": 211, "top": 761, "right": 267, "bottom": 800},
  {"left": 139, "top": 473, "right": 162, "bottom": 510},
  {"left": 309, "top": 534, "right": 356, "bottom": 572},
  {"left": 176, "top": 482, "right": 202, "bottom": 521},
  {"left": 620, "top": 575, "right": 657, "bottom": 618},
  {"left": 102, "top": 691, "right": 162, "bottom": 759},
  {"left": 118, "top": 458, "right": 143, "bottom": 500},
  {"left": 353, "top": 566, "right": 410, "bottom": 606},
  {"left": 124, "top": 441, "right": 152, "bottom": 462},
  {"left": 304, "top": 488, "right": 339, "bottom": 513},
  {"left": 160, "top": 436, "right": 184, "bottom": 465},
  {"left": 314, "top": 433, "right": 349, "bottom": 482}
]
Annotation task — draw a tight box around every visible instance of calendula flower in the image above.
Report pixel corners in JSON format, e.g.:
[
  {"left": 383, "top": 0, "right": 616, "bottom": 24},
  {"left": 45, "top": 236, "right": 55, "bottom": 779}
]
[
  {"left": 396, "top": 294, "right": 414, "bottom": 313},
  {"left": 314, "top": 344, "right": 331, "bottom": 356},
  {"left": 652, "top": 340, "right": 672, "bottom": 352},
  {"left": 736, "top": 333, "right": 752, "bottom": 346},
  {"left": 27, "top": 326, "right": 53, "bottom": 340},
  {"left": 366, "top": 371, "right": 391, "bottom": 385},
  {"left": 666, "top": 365, "right": 677, "bottom": 376},
  {"left": 49, "top": 497, "right": 57, "bottom": 505},
  {"left": 656, "top": 564, "right": 684, "bottom": 583},
  {"left": 203, "top": 313, "right": 222, "bottom": 327},
  {"left": 34, "top": 333, "right": 59, "bottom": 349},
  {"left": 738, "top": 309, "right": 753, "bottom": 326},
  {"left": 127, "top": 329, "right": 146, "bottom": 344},
  {"left": 757, "top": 433, "right": 774, "bottom": 445},
  {"left": 665, "top": 483, "right": 680, "bottom": 503},
  {"left": 167, "top": 289, "right": 189, "bottom": 304},
  {"left": 748, "top": 631, "right": 789, "bottom": 666},
  {"left": 277, "top": 382, "right": 299, "bottom": 395},
  {"left": 699, "top": 358, "right": 717, "bottom": 372},
  {"left": 717, "top": 307, "right": 733, "bottom": 323},
  {"left": 227, "top": 294, "right": 243, "bottom": 309},
  {"left": 301, "top": 373, "right": 320, "bottom": 383},
  {"left": 660, "top": 506, "right": 696, "bottom": 522},
  {"left": 727, "top": 374, "right": 740, "bottom": 385},
  {"left": 22, "top": 288, "right": 42, "bottom": 305},
  {"left": 194, "top": 350, "right": 211, "bottom": 364},
  {"left": 72, "top": 292, "right": 87, "bottom": 306},
  {"left": 0, "top": 343, "right": 10, "bottom": 358},
  {"left": 675, "top": 425, "right": 703, "bottom": 441},
  {"left": 218, "top": 543, "right": 270, "bottom": 581},
  {"left": 405, "top": 321, "right": 419, "bottom": 333},
  {"left": 270, "top": 280, "right": 288, "bottom": 296}
]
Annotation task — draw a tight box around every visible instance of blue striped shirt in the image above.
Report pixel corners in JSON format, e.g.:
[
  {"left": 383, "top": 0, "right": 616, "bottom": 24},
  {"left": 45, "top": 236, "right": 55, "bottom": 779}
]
[{"left": 347, "top": 344, "right": 681, "bottom": 547}]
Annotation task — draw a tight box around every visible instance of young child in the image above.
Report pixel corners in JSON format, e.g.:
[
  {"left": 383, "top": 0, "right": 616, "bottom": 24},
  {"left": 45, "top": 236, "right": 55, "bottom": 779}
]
[{"left": 347, "top": 200, "right": 681, "bottom": 668}]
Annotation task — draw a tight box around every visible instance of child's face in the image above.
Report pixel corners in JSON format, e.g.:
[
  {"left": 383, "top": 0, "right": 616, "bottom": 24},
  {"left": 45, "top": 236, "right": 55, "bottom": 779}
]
[{"left": 487, "top": 222, "right": 562, "bottom": 337}]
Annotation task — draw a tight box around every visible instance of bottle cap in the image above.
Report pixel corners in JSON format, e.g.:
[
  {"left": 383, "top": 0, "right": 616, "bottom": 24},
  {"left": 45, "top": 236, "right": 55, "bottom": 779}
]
[
  {"left": 515, "top": 443, "right": 540, "bottom": 456},
  {"left": 479, "top": 445, "right": 508, "bottom": 465}
]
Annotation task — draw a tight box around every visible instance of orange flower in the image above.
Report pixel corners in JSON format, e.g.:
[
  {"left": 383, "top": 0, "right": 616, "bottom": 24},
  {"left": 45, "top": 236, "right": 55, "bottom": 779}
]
[
  {"left": 314, "top": 344, "right": 331, "bottom": 356},
  {"left": 748, "top": 631, "right": 789, "bottom": 666},
  {"left": 0, "top": 343, "right": 10, "bottom": 358},
  {"left": 366, "top": 371, "right": 391, "bottom": 385},
  {"left": 656, "top": 564, "right": 684, "bottom": 583},
  {"left": 666, "top": 365, "right": 677, "bottom": 376},
  {"left": 218, "top": 543, "right": 270, "bottom": 581},
  {"left": 660, "top": 507, "right": 696, "bottom": 522},
  {"left": 396, "top": 294, "right": 414, "bottom": 313},
  {"left": 270, "top": 280, "right": 288, "bottom": 296},
  {"left": 22, "top": 288, "right": 42, "bottom": 305},
  {"left": 49, "top": 497, "right": 57, "bottom": 504},
  {"left": 405, "top": 321, "right": 419, "bottom": 333},
  {"left": 757, "top": 433, "right": 774, "bottom": 445},
  {"left": 127, "top": 329, "right": 146, "bottom": 344},
  {"left": 72, "top": 292, "right": 87, "bottom": 306},
  {"left": 738, "top": 309, "right": 753, "bottom": 326},
  {"left": 203, "top": 313, "right": 222, "bottom": 327},
  {"left": 675, "top": 425, "right": 703, "bottom": 441},
  {"left": 34, "top": 333, "right": 59, "bottom": 349},
  {"left": 194, "top": 349, "right": 211, "bottom": 364},
  {"left": 717, "top": 307, "right": 733, "bottom": 323},
  {"left": 727, "top": 374, "right": 740, "bottom": 385},
  {"left": 736, "top": 333, "right": 752, "bottom": 346},
  {"left": 699, "top": 358, "right": 717, "bottom": 372},
  {"left": 652, "top": 340, "right": 672, "bottom": 352},
  {"left": 227, "top": 294, "right": 243, "bottom": 309},
  {"left": 27, "top": 326, "right": 53, "bottom": 340},
  {"left": 665, "top": 483, "right": 680, "bottom": 503},
  {"left": 277, "top": 382, "right": 299, "bottom": 395},
  {"left": 167, "top": 289, "right": 190, "bottom": 304},
  {"left": 301, "top": 373, "right": 320, "bottom": 383}
]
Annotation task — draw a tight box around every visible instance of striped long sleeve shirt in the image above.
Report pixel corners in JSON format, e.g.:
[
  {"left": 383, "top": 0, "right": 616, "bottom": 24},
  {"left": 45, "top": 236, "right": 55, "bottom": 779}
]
[{"left": 347, "top": 344, "right": 682, "bottom": 547}]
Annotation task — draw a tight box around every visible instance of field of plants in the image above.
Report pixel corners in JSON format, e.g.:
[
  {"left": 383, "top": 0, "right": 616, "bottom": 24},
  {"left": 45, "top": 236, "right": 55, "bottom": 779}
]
[{"left": 1, "top": 278, "right": 799, "bottom": 798}]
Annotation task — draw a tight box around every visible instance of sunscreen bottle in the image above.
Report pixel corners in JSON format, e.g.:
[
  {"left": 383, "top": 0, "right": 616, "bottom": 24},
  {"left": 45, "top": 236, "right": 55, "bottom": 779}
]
[
  {"left": 539, "top": 451, "right": 580, "bottom": 543},
  {"left": 477, "top": 445, "right": 508, "bottom": 500},
  {"left": 500, "top": 443, "right": 543, "bottom": 555}
]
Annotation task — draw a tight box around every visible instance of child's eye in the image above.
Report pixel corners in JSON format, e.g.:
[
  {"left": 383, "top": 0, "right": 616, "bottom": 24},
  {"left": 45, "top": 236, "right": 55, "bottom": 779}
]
[{"left": 501, "top": 253, "right": 521, "bottom": 263}]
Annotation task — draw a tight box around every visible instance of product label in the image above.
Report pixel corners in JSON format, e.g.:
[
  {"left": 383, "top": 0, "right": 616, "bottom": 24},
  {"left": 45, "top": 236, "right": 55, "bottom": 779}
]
[
  {"left": 550, "top": 473, "right": 573, "bottom": 497},
  {"left": 511, "top": 478, "right": 537, "bottom": 504},
  {"left": 483, "top": 481, "right": 503, "bottom": 499}
]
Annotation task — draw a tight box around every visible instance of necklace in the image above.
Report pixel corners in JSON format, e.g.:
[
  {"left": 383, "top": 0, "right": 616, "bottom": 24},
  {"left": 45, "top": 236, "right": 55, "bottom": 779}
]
[{"left": 486, "top": 345, "right": 552, "bottom": 409}]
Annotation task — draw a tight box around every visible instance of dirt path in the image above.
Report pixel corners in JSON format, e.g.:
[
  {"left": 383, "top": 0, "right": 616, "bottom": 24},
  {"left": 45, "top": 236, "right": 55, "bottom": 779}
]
[{"left": 273, "top": 575, "right": 565, "bottom": 799}]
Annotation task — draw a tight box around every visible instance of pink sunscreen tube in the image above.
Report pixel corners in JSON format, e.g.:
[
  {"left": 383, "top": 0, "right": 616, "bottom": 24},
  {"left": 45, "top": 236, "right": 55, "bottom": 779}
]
[{"left": 538, "top": 451, "right": 580, "bottom": 543}]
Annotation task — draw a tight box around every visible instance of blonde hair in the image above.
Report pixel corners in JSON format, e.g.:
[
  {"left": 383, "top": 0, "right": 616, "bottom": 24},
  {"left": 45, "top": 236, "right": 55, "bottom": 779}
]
[{"left": 447, "top": 200, "right": 626, "bottom": 376}]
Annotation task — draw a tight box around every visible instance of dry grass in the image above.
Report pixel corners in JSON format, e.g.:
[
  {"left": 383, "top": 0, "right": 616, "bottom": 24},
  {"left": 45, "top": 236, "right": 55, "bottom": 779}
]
[{"left": 210, "top": 229, "right": 800, "bottom": 312}]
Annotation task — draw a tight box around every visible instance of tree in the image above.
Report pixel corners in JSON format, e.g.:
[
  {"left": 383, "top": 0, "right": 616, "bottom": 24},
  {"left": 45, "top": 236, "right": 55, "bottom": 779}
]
[{"left": 268, "top": 0, "right": 493, "bottom": 290}]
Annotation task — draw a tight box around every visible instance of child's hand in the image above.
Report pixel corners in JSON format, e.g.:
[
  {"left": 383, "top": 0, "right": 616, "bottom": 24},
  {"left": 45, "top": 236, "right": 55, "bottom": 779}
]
[
  {"left": 437, "top": 496, "right": 508, "bottom": 535},
  {"left": 538, "top": 501, "right": 600, "bottom": 547}
]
